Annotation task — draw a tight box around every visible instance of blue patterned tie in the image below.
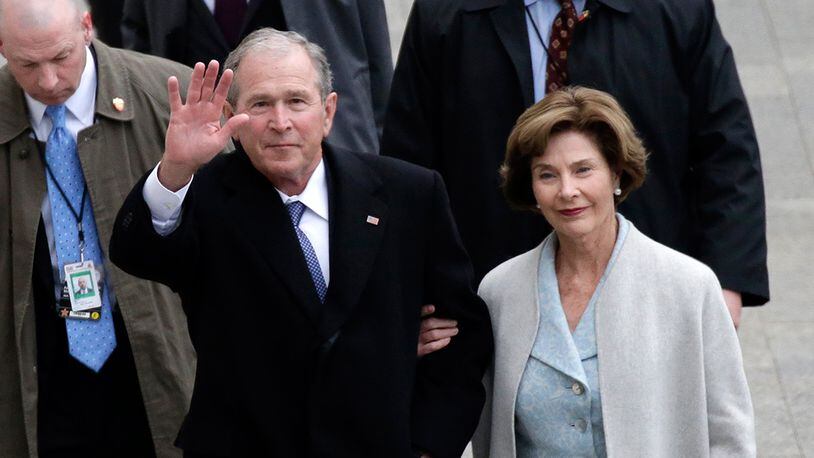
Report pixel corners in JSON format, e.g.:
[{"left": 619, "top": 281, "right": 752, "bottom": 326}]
[
  {"left": 44, "top": 105, "right": 117, "bottom": 372},
  {"left": 285, "top": 201, "right": 327, "bottom": 302}
]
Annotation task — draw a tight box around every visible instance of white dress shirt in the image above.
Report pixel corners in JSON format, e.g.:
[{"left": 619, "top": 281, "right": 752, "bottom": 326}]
[
  {"left": 143, "top": 159, "right": 331, "bottom": 285},
  {"left": 27, "top": 46, "right": 98, "bottom": 296}
]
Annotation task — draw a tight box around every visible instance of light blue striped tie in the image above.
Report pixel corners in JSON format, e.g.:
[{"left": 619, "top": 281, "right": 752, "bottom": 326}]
[
  {"left": 45, "top": 104, "right": 117, "bottom": 372},
  {"left": 285, "top": 201, "right": 328, "bottom": 302}
]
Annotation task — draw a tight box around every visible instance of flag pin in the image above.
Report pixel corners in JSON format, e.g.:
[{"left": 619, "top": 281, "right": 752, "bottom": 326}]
[
  {"left": 112, "top": 97, "right": 125, "bottom": 112},
  {"left": 366, "top": 215, "right": 380, "bottom": 226}
]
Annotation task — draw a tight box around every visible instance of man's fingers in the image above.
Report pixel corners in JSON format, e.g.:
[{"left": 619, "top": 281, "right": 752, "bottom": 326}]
[
  {"left": 420, "top": 304, "right": 435, "bottom": 317},
  {"left": 212, "top": 69, "right": 234, "bottom": 108},
  {"left": 419, "top": 327, "right": 458, "bottom": 344},
  {"left": 417, "top": 337, "right": 451, "bottom": 357},
  {"left": 167, "top": 76, "right": 182, "bottom": 113},
  {"left": 185, "top": 62, "right": 206, "bottom": 104},
  {"left": 220, "top": 113, "right": 250, "bottom": 140},
  {"left": 200, "top": 60, "right": 220, "bottom": 102},
  {"left": 419, "top": 317, "right": 457, "bottom": 332}
]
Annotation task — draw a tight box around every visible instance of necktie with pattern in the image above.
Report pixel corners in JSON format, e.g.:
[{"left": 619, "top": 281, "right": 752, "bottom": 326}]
[
  {"left": 546, "top": 0, "right": 578, "bottom": 93},
  {"left": 44, "top": 104, "right": 116, "bottom": 372},
  {"left": 285, "top": 201, "right": 328, "bottom": 303}
]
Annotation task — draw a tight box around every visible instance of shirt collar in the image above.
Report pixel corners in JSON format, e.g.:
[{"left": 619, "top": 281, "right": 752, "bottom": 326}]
[
  {"left": 25, "top": 46, "right": 97, "bottom": 134},
  {"left": 524, "top": 0, "right": 538, "bottom": 6},
  {"left": 275, "top": 159, "right": 330, "bottom": 222}
]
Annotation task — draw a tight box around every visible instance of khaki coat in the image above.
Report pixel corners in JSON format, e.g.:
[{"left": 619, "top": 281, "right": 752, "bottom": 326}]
[{"left": 0, "top": 40, "right": 195, "bottom": 457}]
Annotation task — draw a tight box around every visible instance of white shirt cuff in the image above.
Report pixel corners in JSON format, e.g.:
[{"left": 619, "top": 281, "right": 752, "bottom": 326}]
[{"left": 142, "top": 162, "right": 192, "bottom": 236}]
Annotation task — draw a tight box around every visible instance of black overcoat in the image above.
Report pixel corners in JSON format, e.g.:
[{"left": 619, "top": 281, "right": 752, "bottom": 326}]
[
  {"left": 110, "top": 145, "right": 493, "bottom": 457},
  {"left": 382, "top": 0, "right": 769, "bottom": 304}
]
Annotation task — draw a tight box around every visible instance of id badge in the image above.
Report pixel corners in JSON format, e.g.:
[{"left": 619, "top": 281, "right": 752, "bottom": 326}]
[{"left": 61, "top": 260, "right": 103, "bottom": 319}]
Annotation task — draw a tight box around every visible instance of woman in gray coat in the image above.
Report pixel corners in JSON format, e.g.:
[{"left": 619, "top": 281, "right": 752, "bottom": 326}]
[{"left": 472, "top": 87, "right": 755, "bottom": 457}]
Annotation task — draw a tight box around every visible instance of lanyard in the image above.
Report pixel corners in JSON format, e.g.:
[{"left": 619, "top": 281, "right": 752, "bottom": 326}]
[
  {"left": 525, "top": 4, "right": 566, "bottom": 75},
  {"left": 34, "top": 133, "right": 90, "bottom": 262}
]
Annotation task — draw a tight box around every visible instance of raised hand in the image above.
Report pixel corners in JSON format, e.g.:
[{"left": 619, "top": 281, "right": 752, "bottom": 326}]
[{"left": 158, "top": 60, "right": 249, "bottom": 191}]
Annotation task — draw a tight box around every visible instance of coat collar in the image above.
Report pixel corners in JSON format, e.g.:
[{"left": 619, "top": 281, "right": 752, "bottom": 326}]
[
  {"left": 488, "top": 0, "right": 535, "bottom": 107},
  {"left": 473, "top": 0, "right": 632, "bottom": 109},
  {"left": 529, "top": 234, "right": 589, "bottom": 384},
  {"left": 219, "top": 144, "right": 387, "bottom": 342},
  {"left": 219, "top": 146, "right": 325, "bottom": 328},
  {"left": 0, "top": 40, "right": 133, "bottom": 145},
  {"left": 319, "top": 144, "right": 387, "bottom": 342},
  {"left": 92, "top": 40, "right": 136, "bottom": 123}
]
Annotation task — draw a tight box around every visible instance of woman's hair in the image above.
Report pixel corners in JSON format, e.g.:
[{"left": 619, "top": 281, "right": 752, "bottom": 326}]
[{"left": 501, "top": 86, "right": 648, "bottom": 210}]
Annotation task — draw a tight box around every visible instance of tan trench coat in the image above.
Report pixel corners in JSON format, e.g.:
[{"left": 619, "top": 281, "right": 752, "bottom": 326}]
[{"left": 0, "top": 40, "right": 195, "bottom": 457}]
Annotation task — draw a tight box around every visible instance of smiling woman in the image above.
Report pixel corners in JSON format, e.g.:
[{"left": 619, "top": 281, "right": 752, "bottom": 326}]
[{"left": 473, "top": 86, "right": 756, "bottom": 457}]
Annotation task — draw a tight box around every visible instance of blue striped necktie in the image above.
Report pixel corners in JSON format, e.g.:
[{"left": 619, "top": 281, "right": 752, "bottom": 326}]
[{"left": 285, "top": 201, "right": 328, "bottom": 303}]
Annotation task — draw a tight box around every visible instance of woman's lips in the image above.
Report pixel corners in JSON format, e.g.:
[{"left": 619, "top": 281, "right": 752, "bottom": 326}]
[{"left": 558, "top": 207, "right": 587, "bottom": 217}]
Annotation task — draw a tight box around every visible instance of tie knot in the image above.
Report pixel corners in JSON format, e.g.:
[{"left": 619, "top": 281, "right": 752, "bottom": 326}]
[
  {"left": 286, "top": 201, "right": 306, "bottom": 225},
  {"left": 46, "top": 105, "right": 67, "bottom": 129}
]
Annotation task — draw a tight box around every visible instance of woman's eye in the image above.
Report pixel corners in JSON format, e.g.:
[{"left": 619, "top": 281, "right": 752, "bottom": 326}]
[{"left": 576, "top": 166, "right": 592, "bottom": 174}]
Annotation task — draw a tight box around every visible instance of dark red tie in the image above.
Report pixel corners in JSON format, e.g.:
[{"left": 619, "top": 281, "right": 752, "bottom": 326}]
[
  {"left": 215, "top": 0, "right": 248, "bottom": 47},
  {"left": 545, "top": 0, "right": 578, "bottom": 93}
]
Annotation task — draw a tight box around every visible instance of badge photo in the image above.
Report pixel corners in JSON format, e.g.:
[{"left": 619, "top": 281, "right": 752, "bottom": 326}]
[{"left": 64, "top": 261, "right": 103, "bottom": 312}]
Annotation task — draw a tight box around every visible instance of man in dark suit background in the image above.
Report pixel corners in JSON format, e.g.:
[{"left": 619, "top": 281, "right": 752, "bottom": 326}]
[
  {"left": 382, "top": 0, "right": 769, "bottom": 327},
  {"left": 110, "top": 28, "right": 492, "bottom": 457},
  {"left": 121, "top": 0, "right": 393, "bottom": 155}
]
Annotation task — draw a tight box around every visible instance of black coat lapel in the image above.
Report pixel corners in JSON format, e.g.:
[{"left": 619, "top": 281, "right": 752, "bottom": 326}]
[
  {"left": 220, "top": 149, "right": 323, "bottom": 327},
  {"left": 489, "top": 0, "right": 535, "bottom": 107},
  {"left": 189, "top": 0, "right": 231, "bottom": 51},
  {"left": 318, "top": 146, "right": 387, "bottom": 342}
]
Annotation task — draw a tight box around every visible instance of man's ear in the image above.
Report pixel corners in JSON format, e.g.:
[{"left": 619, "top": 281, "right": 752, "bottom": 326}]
[
  {"left": 322, "top": 92, "right": 338, "bottom": 138},
  {"left": 223, "top": 102, "right": 240, "bottom": 142},
  {"left": 81, "top": 12, "right": 94, "bottom": 45}
]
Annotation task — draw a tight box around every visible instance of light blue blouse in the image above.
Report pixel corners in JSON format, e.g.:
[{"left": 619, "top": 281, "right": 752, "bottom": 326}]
[{"left": 515, "top": 215, "right": 630, "bottom": 458}]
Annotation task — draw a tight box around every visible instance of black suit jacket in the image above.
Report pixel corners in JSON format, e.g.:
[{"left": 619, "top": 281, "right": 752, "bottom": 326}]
[
  {"left": 382, "top": 0, "right": 769, "bottom": 304},
  {"left": 110, "top": 145, "right": 493, "bottom": 457},
  {"left": 121, "top": 0, "right": 393, "bottom": 155}
]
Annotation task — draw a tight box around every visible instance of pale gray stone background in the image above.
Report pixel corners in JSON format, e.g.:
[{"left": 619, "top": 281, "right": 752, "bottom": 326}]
[{"left": 384, "top": 0, "right": 814, "bottom": 456}]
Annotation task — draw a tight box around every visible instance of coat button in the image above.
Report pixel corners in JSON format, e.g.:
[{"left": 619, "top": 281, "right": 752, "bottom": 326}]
[
  {"left": 18, "top": 148, "right": 29, "bottom": 159},
  {"left": 571, "top": 381, "right": 584, "bottom": 395},
  {"left": 574, "top": 419, "right": 588, "bottom": 432}
]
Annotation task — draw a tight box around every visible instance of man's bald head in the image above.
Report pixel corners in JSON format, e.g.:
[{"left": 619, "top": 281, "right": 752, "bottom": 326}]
[
  {"left": 0, "top": 0, "right": 89, "bottom": 33},
  {"left": 0, "top": 0, "right": 93, "bottom": 105}
]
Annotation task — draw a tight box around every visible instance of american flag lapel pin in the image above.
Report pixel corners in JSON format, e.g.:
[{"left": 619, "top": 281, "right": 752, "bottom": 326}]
[{"left": 366, "top": 215, "right": 380, "bottom": 226}]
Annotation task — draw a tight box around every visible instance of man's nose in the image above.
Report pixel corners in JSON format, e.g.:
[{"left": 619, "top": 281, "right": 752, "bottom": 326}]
[
  {"left": 37, "top": 66, "right": 59, "bottom": 91},
  {"left": 267, "top": 105, "right": 293, "bottom": 132}
]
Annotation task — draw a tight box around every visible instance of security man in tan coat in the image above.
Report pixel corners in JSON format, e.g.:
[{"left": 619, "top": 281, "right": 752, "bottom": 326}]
[{"left": 0, "top": 0, "right": 196, "bottom": 455}]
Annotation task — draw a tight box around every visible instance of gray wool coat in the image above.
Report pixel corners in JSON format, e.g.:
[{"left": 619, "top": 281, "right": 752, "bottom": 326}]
[{"left": 473, "top": 222, "right": 755, "bottom": 457}]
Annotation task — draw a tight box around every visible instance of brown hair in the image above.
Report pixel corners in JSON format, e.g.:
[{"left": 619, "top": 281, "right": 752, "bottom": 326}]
[{"left": 501, "top": 86, "right": 648, "bottom": 210}]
